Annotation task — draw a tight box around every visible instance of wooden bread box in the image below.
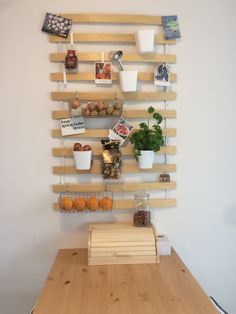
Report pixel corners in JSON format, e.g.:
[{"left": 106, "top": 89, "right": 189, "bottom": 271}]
[{"left": 88, "top": 222, "right": 159, "bottom": 265}]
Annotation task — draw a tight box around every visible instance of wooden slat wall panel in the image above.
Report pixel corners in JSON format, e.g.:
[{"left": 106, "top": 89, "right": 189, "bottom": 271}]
[
  {"left": 50, "top": 13, "right": 177, "bottom": 211},
  {"left": 53, "top": 162, "right": 176, "bottom": 175},
  {"left": 59, "top": 13, "right": 163, "bottom": 25},
  {"left": 52, "top": 128, "right": 176, "bottom": 138},
  {"left": 52, "top": 145, "right": 176, "bottom": 157},
  {"left": 52, "top": 109, "right": 176, "bottom": 120},
  {"left": 53, "top": 198, "right": 176, "bottom": 210},
  {"left": 51, "top": 91, "right": 177, "bottom": 101},
  {"left": 50, "top": 52, "right": 176, "bottom": 63},
  {"left": 49, "top": 33, "right": 176, "bottom": 45},
  {"left": 50, "top": 72, "right": 177, "bottom": 82}
]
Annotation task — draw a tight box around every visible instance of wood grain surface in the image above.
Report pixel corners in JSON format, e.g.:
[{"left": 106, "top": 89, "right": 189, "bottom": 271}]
[{"left": 33, "top": 248, "right": 218, "bottom": 314}]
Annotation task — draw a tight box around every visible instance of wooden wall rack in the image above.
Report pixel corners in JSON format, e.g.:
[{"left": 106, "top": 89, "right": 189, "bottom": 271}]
[{"left": 50, "top": 13, "right": 177, "bottom": 212}]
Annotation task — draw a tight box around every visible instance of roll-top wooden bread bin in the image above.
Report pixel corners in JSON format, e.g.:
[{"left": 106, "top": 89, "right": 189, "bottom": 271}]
[{"left": 88, "top": 222, "right": 159, "bottom": 265}]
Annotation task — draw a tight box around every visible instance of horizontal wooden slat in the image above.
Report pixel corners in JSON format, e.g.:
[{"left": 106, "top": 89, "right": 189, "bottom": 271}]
[
  {"left": 50, "top": 52, "right": 176, "bottom": 63},
  {"left": 52, "top": 127, "right": 176, "bottom": 138},
  {"left": 52, "top": 109, "right": 176, "bottom": 120},
  {"left": 91, "top": 246, "right": 156, "bottom": 252},
  {"left": 49, "top": 33, "right": 176, "bottom": 45},
  {"left": 53, "top": 162, "right": 176, "bottom": 175},
  {"left": 53, "top": 181, "right": 176, "bottom": 193},
  {"left": 89, "top": 257, "right": 157, "bottom": 265},
  {"left": 51, "top": 91, "right": 177, "bottom": 101},
  {"left": 50, "top": 71, "right": 177, "bottom": 82},
  {"left": 92, "top": 233, "right": 153, "bottom": 240},
  {"left": 90, "top": 251, "right": 156, "bottom": 257},
  {"left": 59, "top": 14, "right": 163, "bottom": 25},
  {"left": 52, "top": 145, "right": 176, "bottom": 157},
  {"left": 91, "top": 241, "right": 154, "bottom": 247},
  {"left": 53, "top": 198, "right": 176, "bottom": 210}
]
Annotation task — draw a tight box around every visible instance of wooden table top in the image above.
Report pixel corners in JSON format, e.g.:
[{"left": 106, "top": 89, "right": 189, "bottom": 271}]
[{"left": 33, "top": 248, "right": 218, "bottom": 314}]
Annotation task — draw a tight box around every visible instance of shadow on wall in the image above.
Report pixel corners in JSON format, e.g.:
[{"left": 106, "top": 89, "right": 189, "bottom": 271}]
[
  {"left": 0, "top": 235, "right": 60, "bottom": 314},
  {"left": 224, "top": 205, "right": 236, "bottom": 227}
]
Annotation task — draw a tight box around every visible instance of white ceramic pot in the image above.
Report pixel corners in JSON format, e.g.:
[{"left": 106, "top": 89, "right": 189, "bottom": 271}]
[
  {"left": 138, "top": 150, "right": 155, "bottom": 169},
  {"left": 119, "top": 71, "right": 138, "bottom": 92},
  {"left": 73, "top": 150, "right": 92, "bottom": 170},
  {"left": 136, "top": 29, "right": 155, "bottom": 53}
]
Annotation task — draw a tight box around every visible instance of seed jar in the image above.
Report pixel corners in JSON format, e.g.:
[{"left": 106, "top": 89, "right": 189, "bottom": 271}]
[{"left": 133, "top": 190, "right": 151, "bottom": 227}]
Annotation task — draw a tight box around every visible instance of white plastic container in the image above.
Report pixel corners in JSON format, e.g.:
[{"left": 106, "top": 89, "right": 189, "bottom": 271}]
[
  {"left": 138, "top": 150, "right": 154, "bottom": 169},
  {"left": 136, "top": 29, "right": 155, "bottom": 53},
  {"left": 73, "top": 150, "right": 92, "bottom": 170},
  {"left": 119, "top": 70, "right": 138, "bottom": 92},
  {"left": 158, "top": 235, "right": 171, "bottom": 256}
]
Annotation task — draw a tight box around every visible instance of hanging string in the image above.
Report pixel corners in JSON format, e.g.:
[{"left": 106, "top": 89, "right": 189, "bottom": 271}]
[
  {"left": 57, "top": 42, "right": 66, "bottom": 186},
  {"left": 163, "top": 43, "right": 168, "bottom": 199}
]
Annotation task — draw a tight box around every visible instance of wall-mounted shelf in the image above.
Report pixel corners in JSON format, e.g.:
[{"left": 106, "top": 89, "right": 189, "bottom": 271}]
[{"left": 50, "top": 13, "right": 177, "bottom": 212}]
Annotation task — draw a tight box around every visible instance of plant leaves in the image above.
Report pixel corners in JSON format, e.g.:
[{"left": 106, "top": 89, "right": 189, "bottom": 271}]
[{"left": 148, "top": 106, "right": 155, "bottom": 114}]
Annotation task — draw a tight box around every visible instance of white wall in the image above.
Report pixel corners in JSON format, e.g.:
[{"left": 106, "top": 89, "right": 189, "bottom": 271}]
[{"left": 0, "top": 0, "right": 236, "bottom": 313}]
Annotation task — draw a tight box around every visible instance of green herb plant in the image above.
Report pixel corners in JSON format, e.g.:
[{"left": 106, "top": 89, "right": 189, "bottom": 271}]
[{"left": 129, "top": 106, "right": 164, "bottom": 160}]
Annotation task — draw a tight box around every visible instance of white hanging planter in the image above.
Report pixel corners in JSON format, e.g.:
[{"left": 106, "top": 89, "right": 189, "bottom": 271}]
[
  {"left": 73, "top": 150, "right": 92, "bottom": 170},
  {"left": 138, "top": 150, "right": 155, "bottom": 169},
  {"left": 119, "top": 70, "right": 138, "bottom": 92},
  {"left": 135, "top": 29, "right": 155, "bottom": 53}
]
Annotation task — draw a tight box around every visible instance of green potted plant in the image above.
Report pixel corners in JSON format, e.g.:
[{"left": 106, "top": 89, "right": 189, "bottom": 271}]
[{"left": 129, "top": 106, "right": 164, "bottom": 169}]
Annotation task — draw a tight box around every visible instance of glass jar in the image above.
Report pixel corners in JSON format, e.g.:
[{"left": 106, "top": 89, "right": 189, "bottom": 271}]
[
  {"left": 65, "top": 50, "right": 78, "bottom": 70},
  {"left": 133, "top": 190, "right": 151, "bottom": 227}
]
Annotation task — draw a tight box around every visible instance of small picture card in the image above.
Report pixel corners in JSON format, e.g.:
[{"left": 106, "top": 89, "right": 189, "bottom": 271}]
[
  {"left": 41, "top": 13, "right": 72, "bottom": 38},
  {"left": 162, "top": 15, "right": 181, "bottom": 40},
  {"left": 154, "top": 64, "right": 170, "bottom": 86},
  {"left": 95, "top": 62, "right": 112, "bottom": 84},
  {"left": 60, "top": 117, "right": 85, "bottom": 136},
  {"left": 109, "top": 117, "right": 133, "bottom": 146}
]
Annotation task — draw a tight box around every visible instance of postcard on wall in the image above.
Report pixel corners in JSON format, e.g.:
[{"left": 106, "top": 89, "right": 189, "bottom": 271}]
[
  {"left": 95, "top": 62, "right": 112, "bottom": 84},
  {"left": 60, "top": 117, "right": 85, "bottom": 136},
  {"left": 154, "top": 64, "right": 170, "bottom": 86},
  {"left": 162, "top": 15, "right": 181, "bottom": 40},
  {"left": 108, "top": 117, "right": 133, "bottom": 146},
  {"left": 41, "top": 13, "right": 72, "bottom": 38}
]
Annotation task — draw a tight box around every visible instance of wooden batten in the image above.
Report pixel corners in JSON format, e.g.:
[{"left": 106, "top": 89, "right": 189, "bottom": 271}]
[
  {"left": 53, "top": 181, "right": 176, "bottom": 193},
  {"left": 49, "top": 52, "right": 176, "bottom": 63},
  {"left": 49, "top": 33, "right": 176, "bottom": 45},
  {"left": 50, "top": 72, "right": 177, "bottom": 82},
  {"left": 52, "top": 109, "right": 176, "bottom": 120},
  {"left": 52, "top": 128, "right": 176, "bottom": 139},
  {"left": 52, "top": 145, "right": 176, "bottom": 157},
  {"left": 59, "top": 13, "right": 163, "bottom": 25},
  {"left": 53, "top": 162, "right": 176, "bottom": 175},
  {"left": 53, "top": 198, "right": 176, "bottom": 211},
  {"left": 51, "top": 91, "right": 177, "bottom": 101}
]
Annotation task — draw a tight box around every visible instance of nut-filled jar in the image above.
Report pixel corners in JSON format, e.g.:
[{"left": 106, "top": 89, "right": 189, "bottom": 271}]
[{"left": 133, "top": 190, "right": 151, "bottom": 227}]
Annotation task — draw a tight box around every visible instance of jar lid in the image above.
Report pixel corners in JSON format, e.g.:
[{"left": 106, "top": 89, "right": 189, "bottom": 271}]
[{"left": 134, "top": 189, "right": 150, "bottom": 201}]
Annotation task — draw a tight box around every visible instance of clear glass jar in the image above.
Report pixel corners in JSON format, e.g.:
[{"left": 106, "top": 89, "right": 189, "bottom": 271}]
[{"left": 133, "top": 190, "right": 151, "bottom": 227}]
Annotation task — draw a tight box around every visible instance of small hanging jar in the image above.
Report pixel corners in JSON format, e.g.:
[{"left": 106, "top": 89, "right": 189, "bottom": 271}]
[
  {"left": 65, "top": 50, "right": 78, "bottom": 71},
  {"left": 133, "top": 190, "right": 151, "bottom": 227}
]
